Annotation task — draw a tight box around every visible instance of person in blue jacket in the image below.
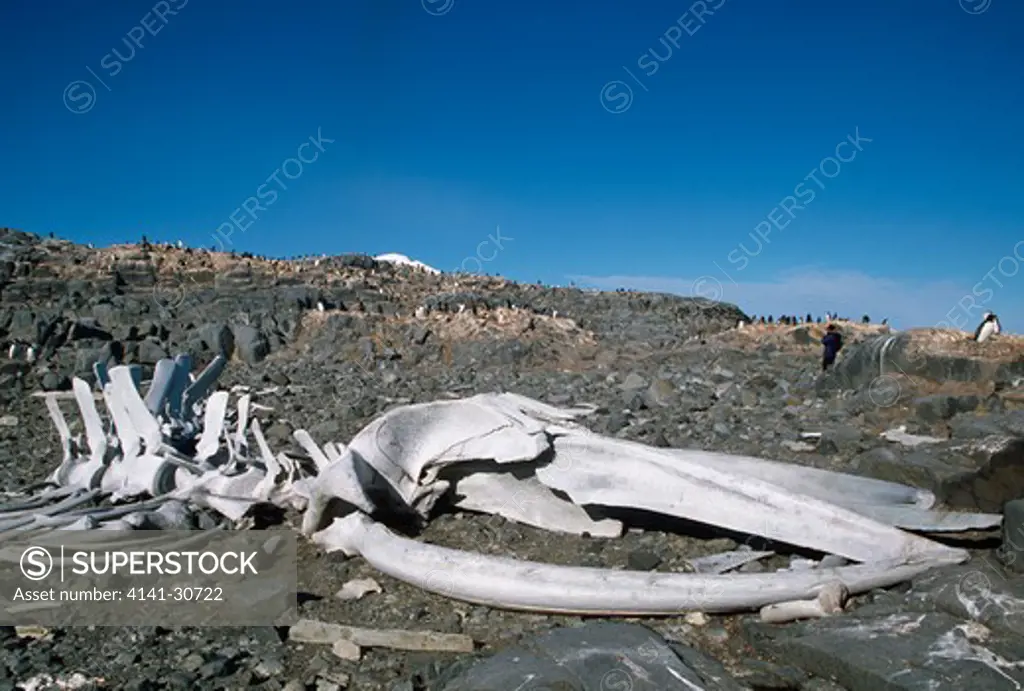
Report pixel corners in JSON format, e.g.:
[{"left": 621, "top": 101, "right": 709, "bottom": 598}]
[{"left": 821, "top": 324, "right": 843, "bottom": 371}]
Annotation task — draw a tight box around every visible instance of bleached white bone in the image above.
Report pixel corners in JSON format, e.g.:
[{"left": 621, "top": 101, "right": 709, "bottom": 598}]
[
  {"left": 656, "top": 447, "right": 998, "bottom": 532},
  {"left": 302, "top": 447, "right": 376, "bottom": 534},
  {"left": 64, "top": 516, "right": 99, "bottom": 530},
  {"left": 100, "top": 373, "right": 141, "bottom": 460},
  {"left": 293, "top": 429, "right": 332, "bottom": 473},
  {"left": 662, "top": 447, "right": 934, "bottom": 509},
  {"left": 488, "top": 392, "right": 599, "bottom": 423},
  {"left": 0, "top": 490, "right": 101, "bottom": 533},
  {"left": 44, "top": 393, "right": 74, "bottom": 465},
  {"left": 881, "top": 425, "right": 943, "bottom": 447},
  {"left": 173, "top": 466, "right": 266, "bottom": 520},
  {"left": 59, "top": 457, "right": 107, "bottom": 493},
  {"left": 97, "top": 519, "right": 136, "bottom": 531},
  {"left": 235, "top": 393, "right": 251, "bottom": 452},
  {"left": 687, "top": 550, "right": 775, "bottom": 574},
  {"left": 100, "top": 459, "right": 132, "bottom": 495},
  {"left": 311, "top": 512, "right": 966, "bottom": 615},
  {"left": 73, "top": 377, "right": 107, "bottom": 463},
  {"left": 44, "top": 390, "right": 105, "bottom": 492},
  {"left": 850, "top": 504, "right": 1002, "bottom": 532},
  {"left": 277, "top": 452, "right": 297, "bottom": 483},
  {"left": 0, "top": 487, "right": 76, "bottom": 515},
  {"left": 250, "top": 419, "right": 281, "bottom": 500},
  {"left": 145, "top": 358, "right": 177, "bottom": 416},
  {"left": 344, "top": 395, "right": 554, "bottom": 514},
  {"left": 0, "top": 490, "right": 110, "bottom": 537},
  {"left": 195, "top": 391, "right": 230, "bottom": 461},
  {"left": 451, "top": 471, "right": 622, "bottom": 538},
  {"left": 323, "top": 442, "right": 345, "bottom": 462},
  {"left": 116, "top": 452, "right": 177, "bottom": 499},
  {"left": 338, "top": 393, "right": 997, "bottom": 541},
  {"left": 223, "top": 433, "right": 238, "bottom": 465},
  {"left": 109, "top": 366, "right": 162, "bottom": 453},
  {"left": 759, "top": 580, "right": 848, "bottom": 623},
  {"left": 537, "top": 433, "right": 965, "bottom": 564}
]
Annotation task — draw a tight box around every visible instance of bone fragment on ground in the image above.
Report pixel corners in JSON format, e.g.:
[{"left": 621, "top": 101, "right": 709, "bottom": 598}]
[
  {"left": 880, "top": 425, "right": 944, "bottom": 447},
  {"left": 759, "top": 580, "right": 849, "bottom": 623},
  {"left": 288, "top": 618, "right": 474, "bottom": 653},
  {"left": 331, "top": 639, "right": 361, "bottom": 661},
  {"left": 335, "top": 577, "right": 382, "bottom": 601}
]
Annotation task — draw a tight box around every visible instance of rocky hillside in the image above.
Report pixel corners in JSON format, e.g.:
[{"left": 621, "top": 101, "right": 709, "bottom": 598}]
[{"left": 3, "top": 226, "right": 1024, "bottom": 690}]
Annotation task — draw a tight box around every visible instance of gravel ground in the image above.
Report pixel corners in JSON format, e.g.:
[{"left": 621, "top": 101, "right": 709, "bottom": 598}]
[{"left": 2, "top": 229, "right": 1022, "bottom": 690}]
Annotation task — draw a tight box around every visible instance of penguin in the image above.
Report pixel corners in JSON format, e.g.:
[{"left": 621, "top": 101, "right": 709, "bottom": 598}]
[
  {"left": 316, "top": 300, "right": 326, "bottom": 313},
  {"left": 974, "top": 312, "right": 1001, "bottom": 343},
  {"left": 26, "top": 345, "right": 37, "bottom": 362}
]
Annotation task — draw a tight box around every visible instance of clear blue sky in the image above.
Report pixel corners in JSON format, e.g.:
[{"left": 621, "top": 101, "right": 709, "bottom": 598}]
[{"left": 1, "top": 0, "right": 1021, "bottom": 330}]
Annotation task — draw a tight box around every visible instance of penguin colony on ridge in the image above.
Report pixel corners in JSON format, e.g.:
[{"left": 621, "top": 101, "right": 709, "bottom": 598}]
[
  {"left": 740, "top": 314, "right": 882, "bottom": 327},
  {"left": 974, "top": 312, "right": 1001, "bottom": 343}
]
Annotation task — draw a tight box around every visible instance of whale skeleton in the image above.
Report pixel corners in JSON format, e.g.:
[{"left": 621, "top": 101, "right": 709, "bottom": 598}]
[{"left": 2, "top": 353, "right": 1003, "bottom": 618}]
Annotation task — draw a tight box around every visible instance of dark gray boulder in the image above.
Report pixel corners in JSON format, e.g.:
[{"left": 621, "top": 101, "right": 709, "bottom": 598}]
[
  {"left": 434, "top": 622, "right": 745, "bottom": 691},
  {"left": 232, "top": 324, "right": 270, "bottom": 365},
  {"left": 915, "top": 394, "right": 982, "bottom": 423},
  {"left": 745, "top": 601, "right": 1024, "bottom": 690}
]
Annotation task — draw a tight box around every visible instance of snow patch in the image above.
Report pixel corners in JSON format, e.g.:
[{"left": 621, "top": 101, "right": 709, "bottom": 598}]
[{"left": 375, "top": 253, "right": 440, "bottom": 274}]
